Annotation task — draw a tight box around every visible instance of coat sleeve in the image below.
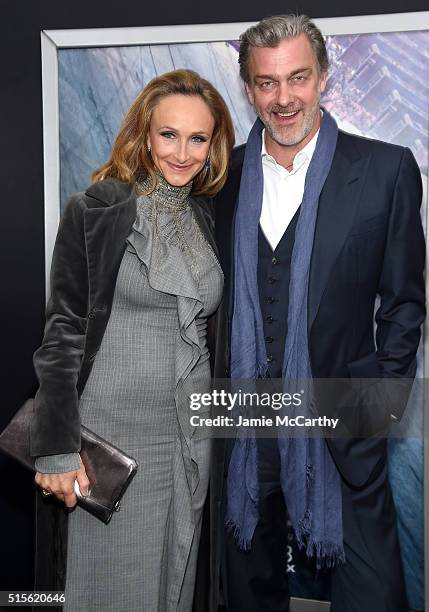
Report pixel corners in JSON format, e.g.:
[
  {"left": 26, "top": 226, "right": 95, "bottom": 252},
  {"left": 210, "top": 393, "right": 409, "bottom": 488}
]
[
  {"left": 30, "top": 194, "right": 89, "bottom": 456},
  {"left": 374, "top": 147, "right": 426, "bottom": 418}
]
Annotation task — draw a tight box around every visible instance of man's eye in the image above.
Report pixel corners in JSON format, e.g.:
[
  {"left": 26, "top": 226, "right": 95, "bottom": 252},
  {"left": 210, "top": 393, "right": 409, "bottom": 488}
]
[
  {"left": 291, "top": 75, "right": 306, "bottom": 82},
  {"left": 259, "top": 81, "right": 274, "bottom": 89}
]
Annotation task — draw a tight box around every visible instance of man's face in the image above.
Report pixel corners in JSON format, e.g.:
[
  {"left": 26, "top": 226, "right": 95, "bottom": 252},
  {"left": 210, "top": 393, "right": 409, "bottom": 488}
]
[{"left": 245, "top": 33, "right": 327, "bottom": 151}]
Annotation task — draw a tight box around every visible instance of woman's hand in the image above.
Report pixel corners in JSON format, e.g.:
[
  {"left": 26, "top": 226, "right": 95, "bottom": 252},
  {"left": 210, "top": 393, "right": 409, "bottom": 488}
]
[{"left": 35, "top": 457, "right": 90, "bottom": 508}]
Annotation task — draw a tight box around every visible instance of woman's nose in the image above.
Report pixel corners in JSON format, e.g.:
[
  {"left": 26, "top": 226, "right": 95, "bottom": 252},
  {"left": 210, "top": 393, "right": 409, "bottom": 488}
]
[{"left": 175, "top": 140, "right": 189, "bottom": 163}]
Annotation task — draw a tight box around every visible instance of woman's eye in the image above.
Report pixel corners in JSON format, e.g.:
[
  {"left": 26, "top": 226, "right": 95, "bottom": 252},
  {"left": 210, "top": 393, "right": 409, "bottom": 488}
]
[
  {"left": 191, "top": 135, "right": 207, "bottom": 143},
  {"left": 160, "top": 132, "right": 175, "bottom": 139}
]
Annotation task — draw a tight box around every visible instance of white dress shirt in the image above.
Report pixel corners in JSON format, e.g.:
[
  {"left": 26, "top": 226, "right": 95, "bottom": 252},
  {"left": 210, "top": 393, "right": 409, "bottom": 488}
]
[{"left": 259, "top": 129, "right": 319, "bottom": 250}]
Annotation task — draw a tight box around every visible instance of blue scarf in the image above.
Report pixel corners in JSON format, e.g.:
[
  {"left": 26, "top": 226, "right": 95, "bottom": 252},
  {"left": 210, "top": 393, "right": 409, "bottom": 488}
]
[{"left": 226, "top": 110, "right": 345, "bottom": 567}]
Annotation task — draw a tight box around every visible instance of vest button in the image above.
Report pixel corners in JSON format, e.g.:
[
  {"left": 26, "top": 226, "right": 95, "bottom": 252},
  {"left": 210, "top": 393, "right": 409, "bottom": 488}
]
[
  {"left": 267, "top": 297, "right": 277, "bottom": 304},
  {"left": 271, "top": 257, "right": 278, "bottom": 265},
  {"left": 266, "top": 315, "right": 274, "bottom": 323},
  {"left": 267, "top": 355, "right": 275, "bottom": 363},
  {"left": 268, "top": 276, "right": 277, "bottom": 284},
  {"left": 265, "top": 336, "right": 274, "bottom": 343}
]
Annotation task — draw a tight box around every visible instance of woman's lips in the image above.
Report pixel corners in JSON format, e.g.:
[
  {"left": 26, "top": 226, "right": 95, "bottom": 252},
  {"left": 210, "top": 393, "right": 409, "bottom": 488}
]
[{"left": 167, "top": 162, "right": 193, "bottom": 172}]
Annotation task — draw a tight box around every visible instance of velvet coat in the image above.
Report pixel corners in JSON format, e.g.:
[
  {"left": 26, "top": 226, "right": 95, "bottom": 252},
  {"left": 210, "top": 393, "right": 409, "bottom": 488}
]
[
  {"left": 30, "top": 178, "right": 218, "bottom": 608},
  {"left": 207, "top": 130, "right": 426, "bottom": 611}
]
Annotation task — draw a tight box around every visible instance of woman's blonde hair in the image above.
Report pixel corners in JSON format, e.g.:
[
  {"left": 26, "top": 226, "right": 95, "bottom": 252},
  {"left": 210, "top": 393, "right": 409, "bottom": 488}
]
[{"left": 92, "top": 69, "right": 235, "bottom": 196}]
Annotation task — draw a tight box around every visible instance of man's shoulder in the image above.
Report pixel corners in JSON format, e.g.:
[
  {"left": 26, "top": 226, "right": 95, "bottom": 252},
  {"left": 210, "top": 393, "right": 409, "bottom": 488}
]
[
  {"left": 337, "top": 129, "right": 408, "bottom": 162},
  {"left": 222, "top": 131, "right": 414, "bottom": 192},
  {"left": 231, "top": 132, "right": 409, "bottom": 169}
]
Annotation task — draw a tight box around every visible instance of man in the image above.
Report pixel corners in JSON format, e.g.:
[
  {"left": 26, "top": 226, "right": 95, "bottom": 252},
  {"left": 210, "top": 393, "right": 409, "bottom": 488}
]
[{"left": 210, "top": 14, "right": 425, "bottom": 612}]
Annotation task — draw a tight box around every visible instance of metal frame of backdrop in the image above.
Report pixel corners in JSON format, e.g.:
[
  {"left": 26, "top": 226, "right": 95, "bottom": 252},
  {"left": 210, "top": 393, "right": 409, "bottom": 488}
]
[{"left": 41, "top": 12, "right": 429, "bottom": 611}]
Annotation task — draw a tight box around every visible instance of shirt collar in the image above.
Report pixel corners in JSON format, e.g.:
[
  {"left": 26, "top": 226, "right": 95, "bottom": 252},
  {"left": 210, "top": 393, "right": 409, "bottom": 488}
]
[{"left": 261, "top": 120, "right": 320, "bottom": 173}]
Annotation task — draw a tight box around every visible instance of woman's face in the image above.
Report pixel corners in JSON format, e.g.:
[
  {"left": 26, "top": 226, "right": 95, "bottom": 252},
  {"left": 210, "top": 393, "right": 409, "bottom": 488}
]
[{"left": 148, "top": 94, "right": 215, "bottom": 187}]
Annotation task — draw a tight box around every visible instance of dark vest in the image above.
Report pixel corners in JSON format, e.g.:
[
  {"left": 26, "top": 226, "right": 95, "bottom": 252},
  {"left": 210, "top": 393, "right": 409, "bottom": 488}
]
[{"left": 257, "top": 209, "right": 300, "bottom": 377}]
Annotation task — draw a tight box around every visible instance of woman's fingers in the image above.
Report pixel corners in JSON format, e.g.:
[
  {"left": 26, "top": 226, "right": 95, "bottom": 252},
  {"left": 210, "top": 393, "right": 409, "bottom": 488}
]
[
  {"left": 61, "top": 480, "right": 78, "bottom": 508},
  {"left": 34, "top": 458, "right": 91, "bottom": 508},
  {"left": 34, "top": 472, "right": 42, "bottom": 487},
  {"left": 35, "top": 471, "right": 78, "bottom": 507},
  {"left": 75, "top": 458, "right": 90, "bottom": 497}
]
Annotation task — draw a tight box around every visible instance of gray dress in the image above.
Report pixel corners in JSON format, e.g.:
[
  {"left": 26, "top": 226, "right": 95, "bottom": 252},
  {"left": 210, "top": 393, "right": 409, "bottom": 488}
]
[{"left": 59, "top": 178, "right": 222, "bottom": 611}]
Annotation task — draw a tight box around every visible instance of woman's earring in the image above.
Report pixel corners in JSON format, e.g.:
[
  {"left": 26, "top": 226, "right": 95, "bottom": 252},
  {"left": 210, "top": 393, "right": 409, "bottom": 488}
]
[
  {"left": 204, "top": 157, "right": 210, "bottom": 171},
  {"left": 147, "top": 143, "right": 151, "bottom": 153}
]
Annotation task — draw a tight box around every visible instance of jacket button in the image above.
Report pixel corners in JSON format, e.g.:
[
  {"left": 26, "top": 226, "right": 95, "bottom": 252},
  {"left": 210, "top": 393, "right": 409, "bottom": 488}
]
[{"left": 88, "top": 312, "right": 96, "bottom": 320}]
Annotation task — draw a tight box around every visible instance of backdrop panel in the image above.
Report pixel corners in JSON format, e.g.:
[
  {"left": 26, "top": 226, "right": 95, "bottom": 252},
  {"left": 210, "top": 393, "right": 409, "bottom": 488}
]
[{"left": 51, "top": 22, "right": 428, "bottom": 610}]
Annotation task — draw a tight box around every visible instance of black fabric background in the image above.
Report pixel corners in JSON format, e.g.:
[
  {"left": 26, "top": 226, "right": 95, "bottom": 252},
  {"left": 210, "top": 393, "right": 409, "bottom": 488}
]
[{"left": 1, "top": 0, "right": 427, "bottom": 595}]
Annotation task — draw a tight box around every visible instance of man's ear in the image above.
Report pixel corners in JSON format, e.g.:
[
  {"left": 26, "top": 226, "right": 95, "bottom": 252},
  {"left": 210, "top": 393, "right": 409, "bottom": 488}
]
[
  {"left": 245, "top": 82, "right": 254, "bottom": 105},
  {"left": 319, "top": 70, "right": 327, "bottom": 94}
]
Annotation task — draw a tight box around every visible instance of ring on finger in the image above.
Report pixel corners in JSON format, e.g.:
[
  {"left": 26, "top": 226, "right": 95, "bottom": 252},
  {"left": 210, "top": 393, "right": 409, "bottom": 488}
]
[{"left": 41, "top": 489, "right": 53, "bottom": 497}]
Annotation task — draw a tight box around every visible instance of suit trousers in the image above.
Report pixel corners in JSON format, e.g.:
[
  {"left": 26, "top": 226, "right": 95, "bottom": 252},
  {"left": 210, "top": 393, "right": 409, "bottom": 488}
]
[{"left": 222, "top": 438, "right": 408, "bottom": 612}]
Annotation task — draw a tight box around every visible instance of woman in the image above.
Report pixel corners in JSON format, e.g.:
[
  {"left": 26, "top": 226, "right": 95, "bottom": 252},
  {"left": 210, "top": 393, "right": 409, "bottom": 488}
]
[{"left": 31, "top": 69, "right": 234, "bottom": 611}]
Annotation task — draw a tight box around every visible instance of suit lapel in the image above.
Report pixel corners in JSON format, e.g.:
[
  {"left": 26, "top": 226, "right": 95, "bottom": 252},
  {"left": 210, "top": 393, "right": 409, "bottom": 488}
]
[{"left": 308, "top": 134, "right": 370, "bottom": 329}]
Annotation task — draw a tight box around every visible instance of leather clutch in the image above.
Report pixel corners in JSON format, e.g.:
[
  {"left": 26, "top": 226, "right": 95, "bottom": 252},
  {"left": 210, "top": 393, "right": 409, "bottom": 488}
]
[{"left": 0, "top": 398, "right": 138, "bottom": 524}]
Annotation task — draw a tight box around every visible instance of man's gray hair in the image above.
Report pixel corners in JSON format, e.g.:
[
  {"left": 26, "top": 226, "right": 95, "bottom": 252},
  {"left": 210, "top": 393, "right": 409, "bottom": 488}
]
[{"left": 239, "top": 14, "right": 329, "bottom": 83}]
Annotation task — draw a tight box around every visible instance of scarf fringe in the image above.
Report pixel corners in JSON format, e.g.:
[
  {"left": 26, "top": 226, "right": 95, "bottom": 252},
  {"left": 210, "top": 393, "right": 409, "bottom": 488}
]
[
  {"left": 295, "top": 506, "right": 345, "bottom": 568},
  {"left": 296, "top": 509, "right": 345, "bottom": 569},
  {"left": 229, "top": 513, "right": 346, "bottom": 567},
  {"left": 225, "top": 518, "right": 253, "bottom": 551},
  {"left": 306, "top": 539, "right": 346, "bottom": 570}
]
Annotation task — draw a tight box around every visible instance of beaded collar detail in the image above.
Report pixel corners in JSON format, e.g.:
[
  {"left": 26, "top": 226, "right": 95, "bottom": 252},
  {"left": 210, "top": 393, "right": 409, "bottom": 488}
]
[{"left": 137, "top": 174, "right": 192, "bottom": 210}]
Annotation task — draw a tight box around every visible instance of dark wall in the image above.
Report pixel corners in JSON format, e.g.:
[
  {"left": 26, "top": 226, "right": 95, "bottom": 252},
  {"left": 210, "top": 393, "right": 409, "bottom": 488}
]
[{"left": 1, "top": 0, "right": 428, "bottom": 593}]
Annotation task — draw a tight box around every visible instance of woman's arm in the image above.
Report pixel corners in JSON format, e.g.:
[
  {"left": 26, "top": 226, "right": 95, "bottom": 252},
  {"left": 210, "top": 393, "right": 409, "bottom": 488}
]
[{"left": 30, "top": 193, "right": 92, "bottom": 504}]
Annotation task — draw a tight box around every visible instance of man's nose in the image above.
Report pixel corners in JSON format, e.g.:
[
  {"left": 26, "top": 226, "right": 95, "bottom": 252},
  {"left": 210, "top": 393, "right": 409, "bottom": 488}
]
[{"left": 276, "top": 81, "right": 292, "bottom": 108}]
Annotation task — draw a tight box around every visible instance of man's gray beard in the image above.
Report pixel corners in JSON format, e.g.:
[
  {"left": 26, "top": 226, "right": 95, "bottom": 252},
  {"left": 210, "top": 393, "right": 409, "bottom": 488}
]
[{"left": 257, "top": 101, "right": 320, "bottom": 147}]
